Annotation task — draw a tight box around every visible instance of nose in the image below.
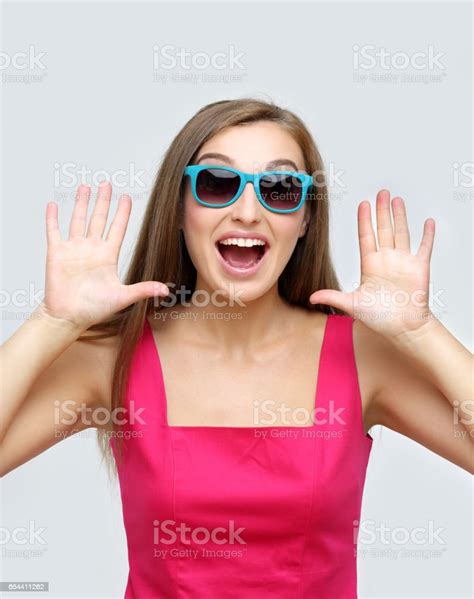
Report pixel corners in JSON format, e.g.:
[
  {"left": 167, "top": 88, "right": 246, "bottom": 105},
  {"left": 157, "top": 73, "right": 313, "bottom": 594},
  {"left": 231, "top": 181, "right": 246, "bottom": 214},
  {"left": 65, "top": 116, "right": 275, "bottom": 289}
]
[{"left": 229, "top": 180, "right": 262, "bottom": 223}]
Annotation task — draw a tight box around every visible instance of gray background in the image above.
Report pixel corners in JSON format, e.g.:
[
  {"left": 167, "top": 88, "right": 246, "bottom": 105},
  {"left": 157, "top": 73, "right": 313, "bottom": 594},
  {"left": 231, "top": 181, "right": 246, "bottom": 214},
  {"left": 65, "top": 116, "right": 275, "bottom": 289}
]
[{"left": 1, "top": 1, "right": 472, "bottom": 597}]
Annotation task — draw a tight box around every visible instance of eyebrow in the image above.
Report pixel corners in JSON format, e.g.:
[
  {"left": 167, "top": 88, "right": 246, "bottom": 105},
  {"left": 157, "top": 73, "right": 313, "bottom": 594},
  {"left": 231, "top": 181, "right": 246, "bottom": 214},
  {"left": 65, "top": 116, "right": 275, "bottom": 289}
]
[{"left": 195, "top": 152, "right": 300, "bottom": 172}]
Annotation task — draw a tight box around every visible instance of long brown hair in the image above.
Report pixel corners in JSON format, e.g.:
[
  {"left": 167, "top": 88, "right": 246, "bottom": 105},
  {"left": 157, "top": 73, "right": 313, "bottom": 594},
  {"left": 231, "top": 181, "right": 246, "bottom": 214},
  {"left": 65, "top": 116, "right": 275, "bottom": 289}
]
[{"left": 79, "top": 97, "right": 346, "bottom": 472}]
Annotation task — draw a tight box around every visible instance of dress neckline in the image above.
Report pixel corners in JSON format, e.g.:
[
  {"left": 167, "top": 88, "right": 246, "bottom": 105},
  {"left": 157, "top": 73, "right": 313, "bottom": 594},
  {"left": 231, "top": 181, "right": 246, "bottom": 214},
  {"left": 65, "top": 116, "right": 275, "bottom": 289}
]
[{"left": 144, "top": 313, "right": 332, "bottom": 430}]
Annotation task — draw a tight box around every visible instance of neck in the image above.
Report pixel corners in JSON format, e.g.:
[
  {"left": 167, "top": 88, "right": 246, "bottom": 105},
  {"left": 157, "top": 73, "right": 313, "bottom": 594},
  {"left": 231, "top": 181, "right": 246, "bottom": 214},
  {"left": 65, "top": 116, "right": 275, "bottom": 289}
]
[{"left": 168, "top": 277, "right": 299, "bottom": 356}]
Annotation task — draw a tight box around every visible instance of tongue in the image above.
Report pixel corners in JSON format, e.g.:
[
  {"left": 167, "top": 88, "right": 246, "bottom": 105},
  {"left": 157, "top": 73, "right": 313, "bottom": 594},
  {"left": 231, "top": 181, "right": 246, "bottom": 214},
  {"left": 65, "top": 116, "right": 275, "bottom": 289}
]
[{"left": 219, "top": 244, "right": 261, "bottom": 268}]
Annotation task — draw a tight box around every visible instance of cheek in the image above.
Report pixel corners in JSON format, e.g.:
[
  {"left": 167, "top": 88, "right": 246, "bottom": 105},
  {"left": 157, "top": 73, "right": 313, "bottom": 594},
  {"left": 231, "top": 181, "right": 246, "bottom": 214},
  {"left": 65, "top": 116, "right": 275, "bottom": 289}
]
[
  {"left": 271, "top": 214, "right": 305, "bottom": 252},
  {"left": 183, "top": 191, "right": 201, "bottom": 231},
  {"left": 182, "top": 193, "right": 218, "bottom": 260}
]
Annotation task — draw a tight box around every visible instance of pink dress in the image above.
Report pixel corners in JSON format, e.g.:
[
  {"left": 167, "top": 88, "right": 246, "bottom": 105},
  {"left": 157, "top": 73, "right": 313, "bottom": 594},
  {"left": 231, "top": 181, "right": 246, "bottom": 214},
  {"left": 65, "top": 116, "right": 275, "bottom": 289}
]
[{"left": 111, "top": 313, "right": 373, "bottom": 598}]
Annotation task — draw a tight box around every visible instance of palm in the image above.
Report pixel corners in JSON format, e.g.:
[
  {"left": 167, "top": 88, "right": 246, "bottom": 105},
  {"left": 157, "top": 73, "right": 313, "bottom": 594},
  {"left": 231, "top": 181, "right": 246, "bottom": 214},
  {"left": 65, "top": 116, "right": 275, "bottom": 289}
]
[
  {"left": 46, "top": 237, "right": 126, "bottom": 327},
  {"left": 310, "top": 190, "right": 435, "bottom": 337},
  {"left": 42, "top": 182, "right": 168, "bottom": 330}
]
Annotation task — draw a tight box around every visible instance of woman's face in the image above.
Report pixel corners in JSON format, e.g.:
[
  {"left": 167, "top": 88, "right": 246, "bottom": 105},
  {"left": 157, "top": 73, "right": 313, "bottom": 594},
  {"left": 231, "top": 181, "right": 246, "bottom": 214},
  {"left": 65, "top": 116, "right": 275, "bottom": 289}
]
[{"left": 181, "top": 121, "right": 310, "bottom": 303}]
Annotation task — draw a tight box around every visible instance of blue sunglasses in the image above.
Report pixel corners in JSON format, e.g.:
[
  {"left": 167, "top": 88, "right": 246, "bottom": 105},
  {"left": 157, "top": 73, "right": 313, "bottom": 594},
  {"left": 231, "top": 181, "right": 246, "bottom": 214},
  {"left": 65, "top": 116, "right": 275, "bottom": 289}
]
[{"left": 183, "top": 165, "right": 313, "bottom": 214}]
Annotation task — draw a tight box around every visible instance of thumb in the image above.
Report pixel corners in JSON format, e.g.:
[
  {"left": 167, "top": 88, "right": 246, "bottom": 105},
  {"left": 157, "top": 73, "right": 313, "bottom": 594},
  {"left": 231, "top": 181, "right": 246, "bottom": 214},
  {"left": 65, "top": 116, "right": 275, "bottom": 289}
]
[
  {"left": 309, "top": 289, "right": 353, "bottom": 314},
  {"left": 121, "top": 281, "right": 169, "bottom": 306}
]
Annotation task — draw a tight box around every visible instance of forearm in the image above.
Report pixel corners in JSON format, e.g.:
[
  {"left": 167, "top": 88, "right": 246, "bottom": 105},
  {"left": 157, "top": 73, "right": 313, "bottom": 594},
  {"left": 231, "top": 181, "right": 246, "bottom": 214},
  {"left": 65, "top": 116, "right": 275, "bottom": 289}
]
[
  {"left": 391, "top": 314, "right": 474, "bottom": 433},
  {"left": 0, "top": 305, "right": 84, "bottom": 442}
]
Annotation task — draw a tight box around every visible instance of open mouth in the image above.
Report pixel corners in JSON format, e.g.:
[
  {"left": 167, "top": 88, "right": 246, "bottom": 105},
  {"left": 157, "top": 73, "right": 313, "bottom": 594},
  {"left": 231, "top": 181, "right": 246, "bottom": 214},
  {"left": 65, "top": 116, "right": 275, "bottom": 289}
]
[{"left": 215, "top": 239, "right": 268, "bottom": 270}]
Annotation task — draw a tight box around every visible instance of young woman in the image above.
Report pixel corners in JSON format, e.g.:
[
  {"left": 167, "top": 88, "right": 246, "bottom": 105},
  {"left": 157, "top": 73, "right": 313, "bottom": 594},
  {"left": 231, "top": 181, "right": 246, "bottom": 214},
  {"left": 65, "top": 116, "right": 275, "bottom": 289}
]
[{"left": 1, "top": 98, "right": 472, "bottom": 598}]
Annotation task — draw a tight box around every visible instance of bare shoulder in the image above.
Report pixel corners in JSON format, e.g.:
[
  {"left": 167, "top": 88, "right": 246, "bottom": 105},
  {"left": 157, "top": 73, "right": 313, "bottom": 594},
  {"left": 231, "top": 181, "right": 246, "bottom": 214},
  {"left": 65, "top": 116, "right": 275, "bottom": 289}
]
[{"left": 297, "top": 307, "right": 330, "bottom": 339}]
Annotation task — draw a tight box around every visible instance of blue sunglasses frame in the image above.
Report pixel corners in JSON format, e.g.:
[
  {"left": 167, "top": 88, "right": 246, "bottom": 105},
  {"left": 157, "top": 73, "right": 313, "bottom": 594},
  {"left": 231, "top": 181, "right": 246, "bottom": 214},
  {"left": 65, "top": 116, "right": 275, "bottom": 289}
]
[{"left": 183, "top": 164, "right": 313, "bottom": 214}]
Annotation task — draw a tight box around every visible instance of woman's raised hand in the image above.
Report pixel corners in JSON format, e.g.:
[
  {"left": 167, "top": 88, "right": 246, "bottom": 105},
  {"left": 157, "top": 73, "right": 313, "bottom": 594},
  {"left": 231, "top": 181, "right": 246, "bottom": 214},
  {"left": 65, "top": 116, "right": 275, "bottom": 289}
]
[
  {"left": 39, "top": 182, "right": 169, "bottom": 331},
  {"left": 309, "top": 189, "right": 436, "bottom": 339}
]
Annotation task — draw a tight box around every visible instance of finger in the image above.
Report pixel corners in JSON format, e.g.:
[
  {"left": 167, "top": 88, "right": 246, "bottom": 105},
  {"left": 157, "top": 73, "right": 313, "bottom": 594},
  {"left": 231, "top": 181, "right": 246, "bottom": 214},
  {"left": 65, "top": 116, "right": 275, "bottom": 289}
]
[
  {"left": 68, "top": 184, "right": 91, "bottom": 239},
  {"left": 416, "top": 218, "right": 435, "bottom": 262},
  {"left": 46, "top": 202, "right": 61, "bottom": 246},
  {"left": 309, "top": 290, "right": 353, "bottom": 315},
  {"left": 357, "top": 201, "right": 377, "bottom": 260},
  {"left": 375, "top": 189, "right": 394, "bottom": 249},
  {"left": 121, "top": 281, "right": 170, "bottom": 308},
  {"left": 86, "top": 180, "right": 112, "bottom": 239},
  {"left": 392, "top": 196, "right": 411, "bottom": 252},
  {"left": 106, "top": 194, "right": 132, "bottom": 248}
]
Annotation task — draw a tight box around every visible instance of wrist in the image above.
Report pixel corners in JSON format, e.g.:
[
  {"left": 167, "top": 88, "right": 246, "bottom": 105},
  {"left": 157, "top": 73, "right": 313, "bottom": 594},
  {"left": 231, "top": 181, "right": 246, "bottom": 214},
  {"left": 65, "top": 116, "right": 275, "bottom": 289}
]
[
  {"left": 391, "top": 311, "right": 443, "bottom": 352},
  {"left": 30, "top": 303, "right": 88, "bottom": 337}
]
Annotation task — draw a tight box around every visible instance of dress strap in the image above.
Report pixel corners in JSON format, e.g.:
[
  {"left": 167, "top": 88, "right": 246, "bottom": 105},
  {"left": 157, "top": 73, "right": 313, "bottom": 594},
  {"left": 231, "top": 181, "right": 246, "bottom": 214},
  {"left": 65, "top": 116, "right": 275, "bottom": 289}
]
[
  {"left": 121, "top": 317, "right": 168, "bottom": 436},
  {"left": 315, "top": 314, "right": 367, "bottom": 441},
  {"left": 142, "top": 317, "right": 169, "bottom": 426}
]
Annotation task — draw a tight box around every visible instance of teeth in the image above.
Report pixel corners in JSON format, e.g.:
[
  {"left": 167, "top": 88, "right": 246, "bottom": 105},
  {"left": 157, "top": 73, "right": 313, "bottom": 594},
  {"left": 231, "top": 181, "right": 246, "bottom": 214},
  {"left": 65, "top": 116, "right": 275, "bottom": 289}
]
[{"left": 219, "top": 238, "right": 266, "bottom": 247}]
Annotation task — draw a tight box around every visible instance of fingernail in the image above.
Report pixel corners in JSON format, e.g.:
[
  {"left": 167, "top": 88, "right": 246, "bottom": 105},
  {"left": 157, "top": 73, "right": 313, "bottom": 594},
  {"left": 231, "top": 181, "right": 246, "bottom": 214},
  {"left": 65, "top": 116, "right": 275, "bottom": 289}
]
[{"left": 153, "top": 282, "right": 169, "bottom": 295}]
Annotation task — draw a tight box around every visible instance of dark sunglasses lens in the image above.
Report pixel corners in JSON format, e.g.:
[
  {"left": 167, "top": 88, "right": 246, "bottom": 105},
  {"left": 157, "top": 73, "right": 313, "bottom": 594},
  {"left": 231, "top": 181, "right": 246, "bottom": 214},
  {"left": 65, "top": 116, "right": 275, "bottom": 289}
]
[
  {"left": 259, "top": 174, "right": 304, "bottom": 211},
  {"left": 195, "top": 168, "right": 240, "bottom": 205}
]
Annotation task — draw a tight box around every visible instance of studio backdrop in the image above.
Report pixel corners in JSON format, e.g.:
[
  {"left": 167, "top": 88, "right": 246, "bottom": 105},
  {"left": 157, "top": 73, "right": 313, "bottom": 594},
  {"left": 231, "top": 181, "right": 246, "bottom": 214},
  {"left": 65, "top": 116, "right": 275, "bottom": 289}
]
[{"left": 1, "top": 1, "right": 472, "bottom": 598}]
